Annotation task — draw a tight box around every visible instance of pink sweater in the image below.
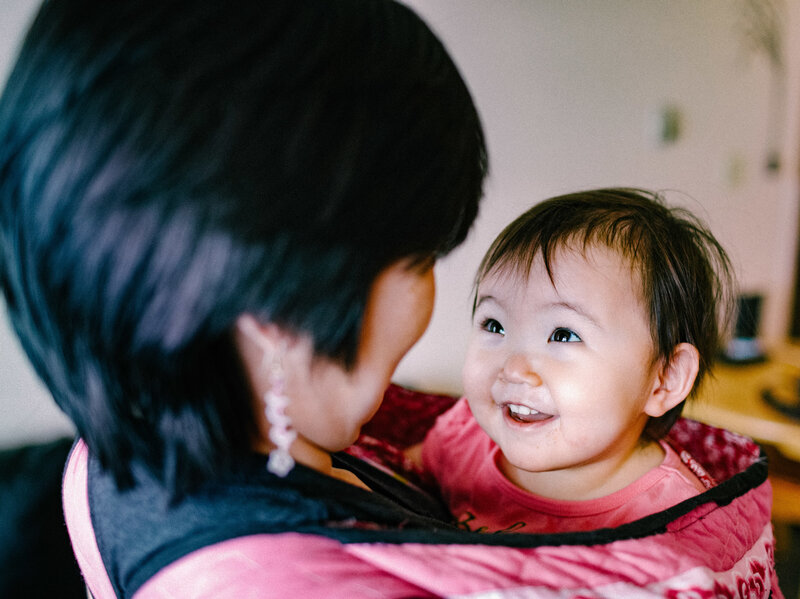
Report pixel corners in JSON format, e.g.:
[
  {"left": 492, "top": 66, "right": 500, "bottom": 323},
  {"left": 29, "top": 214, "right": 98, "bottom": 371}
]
[{"left": 423, "top": 397, "right": 710, "bottom": 534}]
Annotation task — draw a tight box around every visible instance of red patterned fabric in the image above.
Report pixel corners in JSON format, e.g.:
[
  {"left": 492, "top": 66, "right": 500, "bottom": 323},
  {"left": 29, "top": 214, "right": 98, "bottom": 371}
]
[
  {"left": 668, "top": 417, "right": 762, "bottom": 482},
  {"left": 359, "top": 383, "right": 457, "bottom": 447}
]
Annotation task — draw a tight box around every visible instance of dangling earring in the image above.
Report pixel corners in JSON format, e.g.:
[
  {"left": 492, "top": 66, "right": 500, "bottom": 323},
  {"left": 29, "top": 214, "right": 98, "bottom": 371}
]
[
  {"left": 237, "top": 317, "right": 297, "bottom": 477},
  {"left": 264, "top": 346, "right": 296, "bottom": 477},
  {"left": 264, "top": 351, "right": 297, "bottom": 477}
]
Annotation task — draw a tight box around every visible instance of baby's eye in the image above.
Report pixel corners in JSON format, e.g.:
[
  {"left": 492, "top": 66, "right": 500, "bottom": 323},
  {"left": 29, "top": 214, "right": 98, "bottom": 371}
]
[
  {"left": 480, "top": 318, "right": 505, "bottom": 335},
  {"left": 549, "top": 328, "right": 581, "bottom": 343}
]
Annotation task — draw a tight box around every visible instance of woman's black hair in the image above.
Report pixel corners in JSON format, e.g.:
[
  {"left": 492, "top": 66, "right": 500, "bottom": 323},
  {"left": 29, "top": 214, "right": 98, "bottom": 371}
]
[
  {"left": 0, "top": 0, "right": 487, "bottom": 494},
  {"left": 474, "top": 189, "right": 735, "bottom": 440}
]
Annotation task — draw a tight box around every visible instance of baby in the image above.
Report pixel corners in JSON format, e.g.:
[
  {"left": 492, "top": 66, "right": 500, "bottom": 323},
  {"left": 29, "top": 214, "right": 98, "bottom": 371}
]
[{"left": 417, "top": 188, "right": 734, "bottom": 534}]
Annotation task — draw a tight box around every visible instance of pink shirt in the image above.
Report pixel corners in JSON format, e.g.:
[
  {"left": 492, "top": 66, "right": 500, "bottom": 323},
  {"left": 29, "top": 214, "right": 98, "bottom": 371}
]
[{"left": 422, "top": 398, "right": 708, "bottom": 534}]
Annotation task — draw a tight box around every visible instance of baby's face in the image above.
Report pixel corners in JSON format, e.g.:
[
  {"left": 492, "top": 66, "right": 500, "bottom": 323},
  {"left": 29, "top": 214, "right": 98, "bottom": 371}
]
[{"left": 463, "top": 244, "right": 664, "bottom": 497}]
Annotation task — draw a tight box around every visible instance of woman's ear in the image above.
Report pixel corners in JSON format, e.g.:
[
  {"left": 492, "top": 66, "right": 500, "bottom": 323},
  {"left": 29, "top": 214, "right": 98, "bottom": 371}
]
[
  {"left": 236, "top": 314, "right": 280, "bottom": 355},
  {"left": 644, "top": 343, "right": 700, "bottom": 417},
  {"left": 236, "top": 314, "right": 285, "bottom": 355},
  {"left": 234, "top": 314, "right": 299, "bottom": 374}
]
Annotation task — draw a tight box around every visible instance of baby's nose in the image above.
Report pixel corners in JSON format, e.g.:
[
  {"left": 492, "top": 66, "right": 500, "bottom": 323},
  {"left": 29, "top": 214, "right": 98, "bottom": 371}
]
[{"left": 501, "top": 353, "right": 542, "bottom": 387}]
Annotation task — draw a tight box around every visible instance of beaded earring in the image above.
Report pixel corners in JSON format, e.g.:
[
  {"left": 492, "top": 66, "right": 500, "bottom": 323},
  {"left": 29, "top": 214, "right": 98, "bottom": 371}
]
[
  {"left": 237, "top": 317, "right": 296, "bottom": 477},
  {"left": 264, "top": 348, "right": 296, "bottom": 477}
]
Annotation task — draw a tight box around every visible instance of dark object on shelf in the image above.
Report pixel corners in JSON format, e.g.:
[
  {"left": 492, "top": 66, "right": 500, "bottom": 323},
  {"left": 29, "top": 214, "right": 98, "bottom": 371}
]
[
  {"left": 762, "top": 381, "right": 800, "bottom": 421},
  {"left": 721, "top": 294, "right": 766, "bottom": 364}
]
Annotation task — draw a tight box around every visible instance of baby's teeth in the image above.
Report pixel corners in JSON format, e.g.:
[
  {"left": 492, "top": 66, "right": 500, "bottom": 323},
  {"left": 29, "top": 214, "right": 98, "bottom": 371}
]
[{"left": 508, "top": 404, "right": 537, "bottom": 416}]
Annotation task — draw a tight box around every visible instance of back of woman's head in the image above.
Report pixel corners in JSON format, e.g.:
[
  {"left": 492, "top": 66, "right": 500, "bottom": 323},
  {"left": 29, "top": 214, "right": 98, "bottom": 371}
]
[{"left": 0, "top": 0, "right": 487, "bottom": 493}]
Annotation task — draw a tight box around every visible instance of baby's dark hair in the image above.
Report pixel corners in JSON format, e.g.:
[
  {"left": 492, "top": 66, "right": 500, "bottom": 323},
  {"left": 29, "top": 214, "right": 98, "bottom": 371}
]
[
  {"left": 475, "top": 188, "right": 735, "bottom": 439},
  {"left": 0, "top": 0, "right": 487, "bottom": 494}
]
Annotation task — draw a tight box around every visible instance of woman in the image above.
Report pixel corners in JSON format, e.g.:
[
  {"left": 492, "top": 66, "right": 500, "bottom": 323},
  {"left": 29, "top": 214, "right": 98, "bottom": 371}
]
[
  {"left": 0, "top": 0, "right": 485, "bottom": 595},
  {"left": 0, "top": 0, "right": 780, "bottom": 597}
]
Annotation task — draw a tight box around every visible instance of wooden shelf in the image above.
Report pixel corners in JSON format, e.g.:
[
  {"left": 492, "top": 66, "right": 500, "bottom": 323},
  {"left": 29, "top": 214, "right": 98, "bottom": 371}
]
[
  {"left": 685, "top": 344, "right": 800, "bottom": 526},
  {"left": 686, "top": 345, "right": 800, "bottom": 462}
]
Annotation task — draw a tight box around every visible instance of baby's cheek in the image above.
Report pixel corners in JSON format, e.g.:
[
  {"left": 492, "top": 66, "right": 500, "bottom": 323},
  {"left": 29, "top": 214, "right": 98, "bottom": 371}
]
[{"left": 461, "top": 350, "right": 488, "bottom": 398}]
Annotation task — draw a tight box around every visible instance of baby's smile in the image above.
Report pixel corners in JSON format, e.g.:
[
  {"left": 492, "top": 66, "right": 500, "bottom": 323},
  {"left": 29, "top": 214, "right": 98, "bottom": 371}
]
[{"left": 506, "top": 403, "right": 553, "bottom": 424}]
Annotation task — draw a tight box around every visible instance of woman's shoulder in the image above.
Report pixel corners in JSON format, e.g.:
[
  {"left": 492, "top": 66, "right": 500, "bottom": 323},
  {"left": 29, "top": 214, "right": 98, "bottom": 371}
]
[
  {"left": 74, "top": 436, "right": 455, "bottom": 597},
  {"left": 79, "top": 444, "right": 418, "bottom": 596}
]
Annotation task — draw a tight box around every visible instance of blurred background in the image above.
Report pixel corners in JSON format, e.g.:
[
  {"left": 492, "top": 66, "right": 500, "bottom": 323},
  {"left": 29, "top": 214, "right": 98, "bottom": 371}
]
[
  {"left": 1, "top": 0, "right": 800, "bottom": 595},
  {"left": 396, "top": 0, "right": 800, "bottom": 395}
]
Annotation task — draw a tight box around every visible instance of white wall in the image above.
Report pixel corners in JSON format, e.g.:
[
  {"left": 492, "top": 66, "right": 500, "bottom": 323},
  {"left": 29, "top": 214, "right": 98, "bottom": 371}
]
[
  {"left": 394, "top": 0, "right": 800, "bottom": 395},
  {"left": 1, "top": 1, "right": 799, "bottom": 444},
  {"left": 0, "top": 0, "right": 74, "bottom": 446}
]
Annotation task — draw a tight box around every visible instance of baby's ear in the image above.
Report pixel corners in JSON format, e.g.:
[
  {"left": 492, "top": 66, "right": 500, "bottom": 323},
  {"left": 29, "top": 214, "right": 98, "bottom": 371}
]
[{"left": 644, "top": 343, "right": 700, "bottom": 417}]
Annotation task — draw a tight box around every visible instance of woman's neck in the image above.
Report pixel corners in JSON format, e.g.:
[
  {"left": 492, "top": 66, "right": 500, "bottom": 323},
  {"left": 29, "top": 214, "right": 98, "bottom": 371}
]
[{"left": 255, "top": 436, "right": 372, "bottom": 490}]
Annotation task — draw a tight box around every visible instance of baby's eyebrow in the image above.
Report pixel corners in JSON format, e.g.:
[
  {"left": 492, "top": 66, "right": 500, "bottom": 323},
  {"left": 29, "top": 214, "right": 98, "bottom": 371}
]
[
  {"left": 474, "top": 295, "right": 498, "bottom": 310},
  {"left": 548, "top": 300, "right": 600, "bottom": 327}
]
